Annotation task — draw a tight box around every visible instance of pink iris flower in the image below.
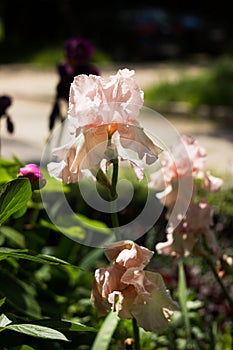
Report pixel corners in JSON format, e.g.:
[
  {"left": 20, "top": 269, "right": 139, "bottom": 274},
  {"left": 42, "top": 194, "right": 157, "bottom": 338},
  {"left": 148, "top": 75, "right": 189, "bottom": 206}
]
[
  {"left": 150, "top": 135, "right": 222, "bottom": 201},
  {"left": 48, "top": 69, "right": 162, "bottom": 183},
  {"left": 91, "top": 240, "right": 179, "bottom": 332},
  {"left": 161, "top": 134, "right": 207, "bottom": 182},
  {"left": 150, "top": 135, "right": 223, "bottom": 257},
  {"left": 156, "top": 199, "right": 221, "bottom": 257}
]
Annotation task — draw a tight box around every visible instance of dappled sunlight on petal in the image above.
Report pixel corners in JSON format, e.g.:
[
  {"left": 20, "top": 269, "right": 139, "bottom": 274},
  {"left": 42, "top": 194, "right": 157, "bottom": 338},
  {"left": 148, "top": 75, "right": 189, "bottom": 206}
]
[
  {"left": 104, "top": 240, "right": 154, "bottom": 269},
  {"left": 131, "top": 271, "right": 179, "bottom": 332}
]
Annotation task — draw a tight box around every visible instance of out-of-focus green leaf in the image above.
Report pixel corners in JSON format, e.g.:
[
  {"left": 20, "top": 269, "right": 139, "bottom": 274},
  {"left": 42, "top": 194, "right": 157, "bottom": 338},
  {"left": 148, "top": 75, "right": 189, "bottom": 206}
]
[
  {"left": 56, "top": 225, "right": 86, "bottom": 240},
  {"left": 0, "top": 157, "right": 22, "bottom": 184},
  {"left": 75, "top": 213, "right": 110, "bottom": 232},
  {"left": 0, "top": 247, "right": 28, "bottom": 261},
  {"left": 0, "top": 297, "right": 6, "bottom": 308},
  {"left": 40, "top": 214, "right": 111, "bottom": 246},
  {"left": 0, "top": 226, "right": 26, "bottom": 248},
  {"left": 40, "top": 174, "right": 70, "bottom": 193},
  {"left": 5, "top": 324, "right": 69, "bottom": 341},
  {"left": 0, "top": 157, "right": 22, "bottom": 167},
  {"left": 33, "top": 319, "right": 97, "bottom": 332},
  {"left": 41, "top": 212, "right": 110, "bottom": 235},
  {"left": 91, "top": 310, "right": 120, "bottom": 350},
  {"left": 0, "top": 178, "right": 32, "bottom": 225},
  {"left": 79, "top": 247, "right": 104, "bottom": 271},
  {"left": 12, "top": 205, "right": 28, "bottom": 219},
  {"left": 0, "top": 167, "right": 14, "bottom": 184},
  {"left": 0, "top": 269, "right": 42, "bottom": 318},
  {"left": 0, "top": 247, "right": 71, "bottom": 265},
  {"left": 35, "top": 254, "right": 71, "bottom": 265}
]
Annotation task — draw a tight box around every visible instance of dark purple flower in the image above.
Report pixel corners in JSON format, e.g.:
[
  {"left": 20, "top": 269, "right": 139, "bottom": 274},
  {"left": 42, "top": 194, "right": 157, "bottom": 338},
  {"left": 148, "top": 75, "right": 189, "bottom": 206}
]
[
  {"left": 18, "top": 163, "right": 46, "bottom": 190},
  {"left": 0, "top": 95, "right": 12, "bottom": 117},
  {"left": 48, "top": 37, "right": 100, "bottom": 131},
  {"left": 64, "top": 36, "right": 95, "bottom": 61}
]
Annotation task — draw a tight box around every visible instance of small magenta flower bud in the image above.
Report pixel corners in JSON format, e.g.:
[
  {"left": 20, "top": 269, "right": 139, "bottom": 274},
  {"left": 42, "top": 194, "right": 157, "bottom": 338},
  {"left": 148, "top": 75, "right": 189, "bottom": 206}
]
[{"left": 18, "top": 163, "right": 46, "bottom": 190}]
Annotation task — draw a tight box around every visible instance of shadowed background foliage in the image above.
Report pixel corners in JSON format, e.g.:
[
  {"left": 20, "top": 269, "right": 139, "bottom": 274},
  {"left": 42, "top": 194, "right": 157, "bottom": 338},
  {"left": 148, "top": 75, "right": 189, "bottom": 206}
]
[{"left": 0, "top": 1, "right": 232, "bottom": 63}]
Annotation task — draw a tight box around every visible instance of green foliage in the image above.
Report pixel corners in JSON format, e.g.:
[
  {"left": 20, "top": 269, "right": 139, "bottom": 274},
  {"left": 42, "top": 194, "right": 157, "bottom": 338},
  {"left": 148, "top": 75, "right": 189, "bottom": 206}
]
[
  {"left": 92, "top": 310, "right": 120, "bottom": 350},
  {"left": 27, "top": 46, "right": 112, "bottom": 67},
  {"left": 28, "top": 46, "right": 64, "bottom": 67},
  {"left": 0, "top": 178, "right": 32, "bottom": 224},
  {"left": 0, "top": 35, "right": 113, "bottom": 65},
  {"left": 145, "top": 56, "right": 233, "bottom": 108},
  {"left": 0, "top": 158, "right": 100, "bottom": 349},
  {"left": 0, "top": 157, "right": 233, "bottom": 349},
  {"left": 207, "top": 188, "right": 233, "bottom": 218},
  {"left": 0, "top": 317, "right": 69, "bottom": 342}
]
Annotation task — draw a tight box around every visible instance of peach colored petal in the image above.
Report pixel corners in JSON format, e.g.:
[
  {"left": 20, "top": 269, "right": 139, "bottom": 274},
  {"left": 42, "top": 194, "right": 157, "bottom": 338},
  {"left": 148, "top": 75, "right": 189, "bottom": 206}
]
[
  {"left": 149, "top": 168, "right": 166, "bottom": 193},
  {"left": 118, "top": 124, "right": 163, "bottom": 164},
  {"left": 91, "top": 240, "right": 179, "bottom": 332},
  {"left": 74, "top": 125, "right": 108, "bottom": 171},
  {"left": 91, "top": 264, "right": 127, "bottom": 316},
  {"left": 117, "top": 269, "right": 179, "bottom": 331},
  {"left": 160, "top": 134, "right": 206, "bottom": 182},
  {"left": 47, "top": 160, "right": 68, "bottom": 183},
  {"left": 91, "top": 272, "right": 112, "bottom": 317},
  {"left": 111, "top": 128, "right": 157, "bottom": 181},
  {"left": 202, "top": 171, "right": 223, "bottom": 192},
  {"left": 48, "top": 125, "right": 109, "bottom": 183},
  {"left": 48, "top": 69, "right": 163, "bottom": 184},
  {"left": 156, "top": 199, "right": 218, "bottom": 257},
  {"left": 104, "top": 240, "right": 154, "bottom": 269},
  {"left": 116, "top": 286, "right": 137, "bottom": 319},
  {"left": 111, "top": 130, "right": 145, "bottom": 181},
  {"left": 159, "top": 229, "right": 197, "bottom": 257},
  {"left": 121, "top": 268, "right": 153, "bottom": 303},
  {"left": 48, "top": 121, "right": 162, "bottom": 183},
  {"left": 130, "top": 271, "right": 179, "bottom": 332},
  {"left": 184, "top": 200, "right": 214, "bottom": 233}
]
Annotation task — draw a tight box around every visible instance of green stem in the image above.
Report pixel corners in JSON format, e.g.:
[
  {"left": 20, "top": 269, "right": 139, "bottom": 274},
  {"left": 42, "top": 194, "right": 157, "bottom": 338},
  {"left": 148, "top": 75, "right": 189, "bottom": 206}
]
[
  {"left": 110, "top": 158, "right": 118, "bottom": 199},
  {"left": 27, "top": 192, "right": 42, "bottom": 227},
  {"left": 109, "top": 157, "right": 121, "bottom": 241},
  {"left": 178, "top": 259, "right": 191, "bottom": 339},
  {"left": 29, "top": 208, "right": 40, "bottom": 226},
  {"left": 132, "top": 317, "right": 140, "bottom": 350}
]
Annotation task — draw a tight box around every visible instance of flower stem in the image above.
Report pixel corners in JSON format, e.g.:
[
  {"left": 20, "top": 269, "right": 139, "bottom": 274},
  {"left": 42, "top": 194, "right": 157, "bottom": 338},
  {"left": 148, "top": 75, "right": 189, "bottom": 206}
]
[
  {"left": 110, "top": 158, "right": 118, "bottom": 200},
  {"left": 109, "top": 157, "right": 121, "bottom": 241},
  {"left": 132, "top": 317, "right": 140, "bottom": 350}
]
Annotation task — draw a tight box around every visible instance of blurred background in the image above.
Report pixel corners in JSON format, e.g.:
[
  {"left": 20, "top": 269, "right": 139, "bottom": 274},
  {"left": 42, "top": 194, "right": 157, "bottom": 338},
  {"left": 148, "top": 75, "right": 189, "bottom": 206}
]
[
  {"left": 0, "top": 0, "right": 232, "bottom": 178},
  {"left": 0, "top": 0, "right": 232, "bottom": 64}
]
